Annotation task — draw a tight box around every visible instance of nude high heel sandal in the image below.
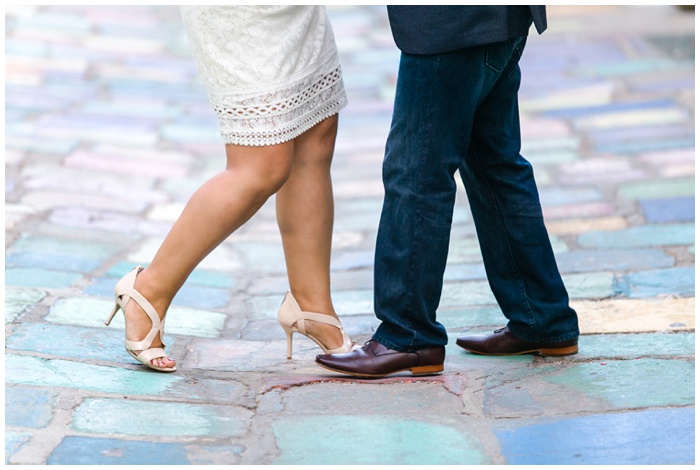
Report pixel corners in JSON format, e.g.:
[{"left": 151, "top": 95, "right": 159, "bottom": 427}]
[
  {"left": 277, "top": 291, "right": 355, "bottom": 359},
  {"left": 104, "top": 266, "right": 176, "bottom": 372}
]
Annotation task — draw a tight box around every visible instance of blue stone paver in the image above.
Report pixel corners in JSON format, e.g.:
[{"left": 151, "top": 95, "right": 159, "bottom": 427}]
[
  {"left": 640, "top": 196, "right": 695, "bottom": 222},
  {"left": 495, "top": 407, "right": 694, "bottom": 465},
  {"left": 620, "top": 266, "right": 695, "bottom": 297},
  {"left": 5, "top": 386, "right": 56, "bottom": 428},
  {"left": 48, "top": 437, "right": 244, "bottom": 465},
  {"left": 5, "top": 432, "right": 32, "bottom": 464},
  {"left": 4, "top": 5, "right": 694, "bottom": 465}
]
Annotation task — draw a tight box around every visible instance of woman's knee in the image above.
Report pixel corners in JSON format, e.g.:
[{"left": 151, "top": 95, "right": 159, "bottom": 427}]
[
  {"left": 294, "top": 115, "right": 339, "bottom": 166},
  {"left": 225, "top": 143, "right": 294, "bottom": 196}
]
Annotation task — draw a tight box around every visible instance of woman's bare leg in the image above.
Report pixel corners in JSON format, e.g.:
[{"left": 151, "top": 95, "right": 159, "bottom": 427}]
[
  {"left": 275, "top": 115, "right": 344, "bottom": 348},
  {"left": 126, "top": 142, "right": 295, "bottom": 369}
]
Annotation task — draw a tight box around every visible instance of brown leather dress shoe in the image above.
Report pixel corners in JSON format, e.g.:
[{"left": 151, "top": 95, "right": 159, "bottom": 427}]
[
  {"left": 456, "top": 327, "right": 578, "bottom": 357},
  {"left": 315, "top": 339, "right": 445, "bottom": 378}
]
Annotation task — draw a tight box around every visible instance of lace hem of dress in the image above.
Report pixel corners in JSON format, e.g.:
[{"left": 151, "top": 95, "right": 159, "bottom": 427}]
[
  {"left": 213, "top": 65, "right": 348, "bottom": 146},
  {"left": 220, "top": 94, "right": 347, "bottom": 146}
]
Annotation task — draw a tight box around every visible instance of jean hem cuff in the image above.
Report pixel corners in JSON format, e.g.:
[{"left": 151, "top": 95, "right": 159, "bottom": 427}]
[
  {"left": 507, "top": 324, "right": 580, "bottom": 343},
  {"left": 371, "top": 334, "right": 411, "bottom": 353}
]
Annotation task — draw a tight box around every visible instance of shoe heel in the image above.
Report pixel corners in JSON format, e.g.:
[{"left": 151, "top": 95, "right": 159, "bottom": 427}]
[
  {"left": 410, "top": 364, "right": 444, "bottom": 376},
  {"left": 539, "top": 345, "right": 578, "bottom": 357},
  {"left": 277, "top": 290, "right": 356, "bottom": 357},
  {"left": 104, "top": 302, "right": 120, "bottom": 326},
  {"left": 283, "top": 328, "right": 293, "bottom": 360}
]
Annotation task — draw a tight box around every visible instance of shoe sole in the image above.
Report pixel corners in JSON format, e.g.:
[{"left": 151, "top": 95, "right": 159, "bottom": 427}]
[
  {"left": 316, "top": 362, "right": 444, "bottom": 379},
  {"left": 463, "top": 345, "right": 578, "bottom": 357}
]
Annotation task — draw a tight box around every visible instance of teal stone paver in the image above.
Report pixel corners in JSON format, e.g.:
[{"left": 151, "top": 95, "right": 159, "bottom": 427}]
[
  {"left": 443, "top": 263, "right": 487, "bottom": 281},
  {"left": 6, "top": 251, "right": 102, "bottom": 273},
  {"left": 577, "top": 333, "right": 694, "bottom": 359},
  {"left": 440, "top": 281, "right": 497, "bottom": 307},
  {"left": 71, "top": 398, "right": 252, "bottom": 438},
  {"left": 6, "top": 322, "right": 144, "bottom": 361},
  {"left": 578, "top": 223, "right": 694, "bottom": 249},
  {"left": 47, "top": 297, "right": 226, "bottom": 338},
  {"left": 272, "top": 415, "right": 489, "bottom": 465},
  {"left": 544, "top": 359, "right": 694, "bottom": 408},
  {"left": 47, "top": 437, "right": 244, "bottom": 465},
  {"left": 5, "top": 287, "right": 46, "bottom": 323},
  {"left": 5, "top": 432, "right": 32, "bottom": 464},
  {"left": 6, "top": 354, "right": 184, "bottom": 396},
  {"left": 5, "top": 351, "right": 246, "bottom": 404},
  {"left": 641, "top": 196, "right": 694, "bottom": 223},
  {"left": 618, "top": 178, "right": 694, "bottom": 200},
  {"left": 620, "top": 267, "right": 695, "bottom": 298},
  {"left": 9, "top": 234, "right": 121, "bottom": 258},
  {"left": 555, "top": 249, "right": 674, "bottom": 273},
  {"left": 495, "top": 407, "right": 694, "bottom": 465},
  {"left": 84, "top": 277, "right": 230, "bottom": 310},
  {"left": 438, "top": 306, "right": 505, "bottom": 328},
  {"left": 6, "top": 268, "right": 82, "bottom": 289},
  {"left": 5, "top": 386, "right": 56, "bottom": 428},
  {"left": 107, "top": 262, "right": 236, "bottom": 288},
  {"left": 562, "top": 272, "right": 615, "bottom": 299}
]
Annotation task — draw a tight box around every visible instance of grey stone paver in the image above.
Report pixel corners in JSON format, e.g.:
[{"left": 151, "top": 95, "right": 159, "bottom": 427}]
[{"left": 5, "top": 4, "right": 694, "bottom": 465}]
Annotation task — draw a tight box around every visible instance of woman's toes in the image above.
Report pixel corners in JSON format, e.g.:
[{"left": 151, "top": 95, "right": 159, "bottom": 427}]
[{"left": 151, "top": 357, "right": 176, "bottom": 369}]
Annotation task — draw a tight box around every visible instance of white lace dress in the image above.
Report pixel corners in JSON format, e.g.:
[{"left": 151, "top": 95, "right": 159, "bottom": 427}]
[{"left": 180, "top": 6, "right": 348, "bottom": 146}]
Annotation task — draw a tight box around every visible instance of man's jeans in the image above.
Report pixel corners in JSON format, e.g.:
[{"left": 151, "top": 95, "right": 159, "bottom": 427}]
[{"left": 373, "top": 37, "right": 579, "bottom": 352}]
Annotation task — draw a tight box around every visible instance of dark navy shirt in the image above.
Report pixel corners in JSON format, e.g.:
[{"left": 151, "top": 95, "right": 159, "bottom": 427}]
[{"left": 387, "top": 6, "right": 547, "bottom": 54}]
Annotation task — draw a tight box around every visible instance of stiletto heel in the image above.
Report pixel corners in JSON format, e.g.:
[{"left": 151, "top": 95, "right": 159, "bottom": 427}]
[
  {"left": 277, "top": 290, "right": 356, "bottom": 359},
  {"left": 284, "top": 329, "right": 293, "bottom": 360},
  {"left": 105, "top": 266, "right": 176, "bottom": 372},
  {"left": 105, "top": 302, "right": 119, "bottom": 326}
]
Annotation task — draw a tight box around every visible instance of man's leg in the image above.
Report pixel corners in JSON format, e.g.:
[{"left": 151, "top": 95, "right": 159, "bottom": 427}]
[
  {"left": 373, "top": 45, "right": 511, "bottom": 352},
  {"left": 457, "top": 38, "right": 579, "bottom": 345}
]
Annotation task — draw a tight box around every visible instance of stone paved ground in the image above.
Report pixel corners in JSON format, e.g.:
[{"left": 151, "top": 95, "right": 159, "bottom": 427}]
[{"left": 5, "top": 5, "right": 695, "bottom": 465}]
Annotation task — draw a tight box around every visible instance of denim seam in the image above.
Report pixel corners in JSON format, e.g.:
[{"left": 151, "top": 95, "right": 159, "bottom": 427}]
[{"left": 405, "top": 55, "right": 445, "bottom": 349}]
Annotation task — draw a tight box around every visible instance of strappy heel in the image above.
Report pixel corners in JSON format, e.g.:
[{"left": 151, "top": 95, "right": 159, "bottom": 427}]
[
  {"left": 104, "top": 266, "right": 176, "bottom": 372},
  {"left": 277, "top": 290, "right": 356, "bottom": 359}
]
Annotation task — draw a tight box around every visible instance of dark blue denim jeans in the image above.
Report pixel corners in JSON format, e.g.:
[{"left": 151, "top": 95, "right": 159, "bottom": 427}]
[{"left": 373, "top": 37, "right": 579, "bottom": 352}]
